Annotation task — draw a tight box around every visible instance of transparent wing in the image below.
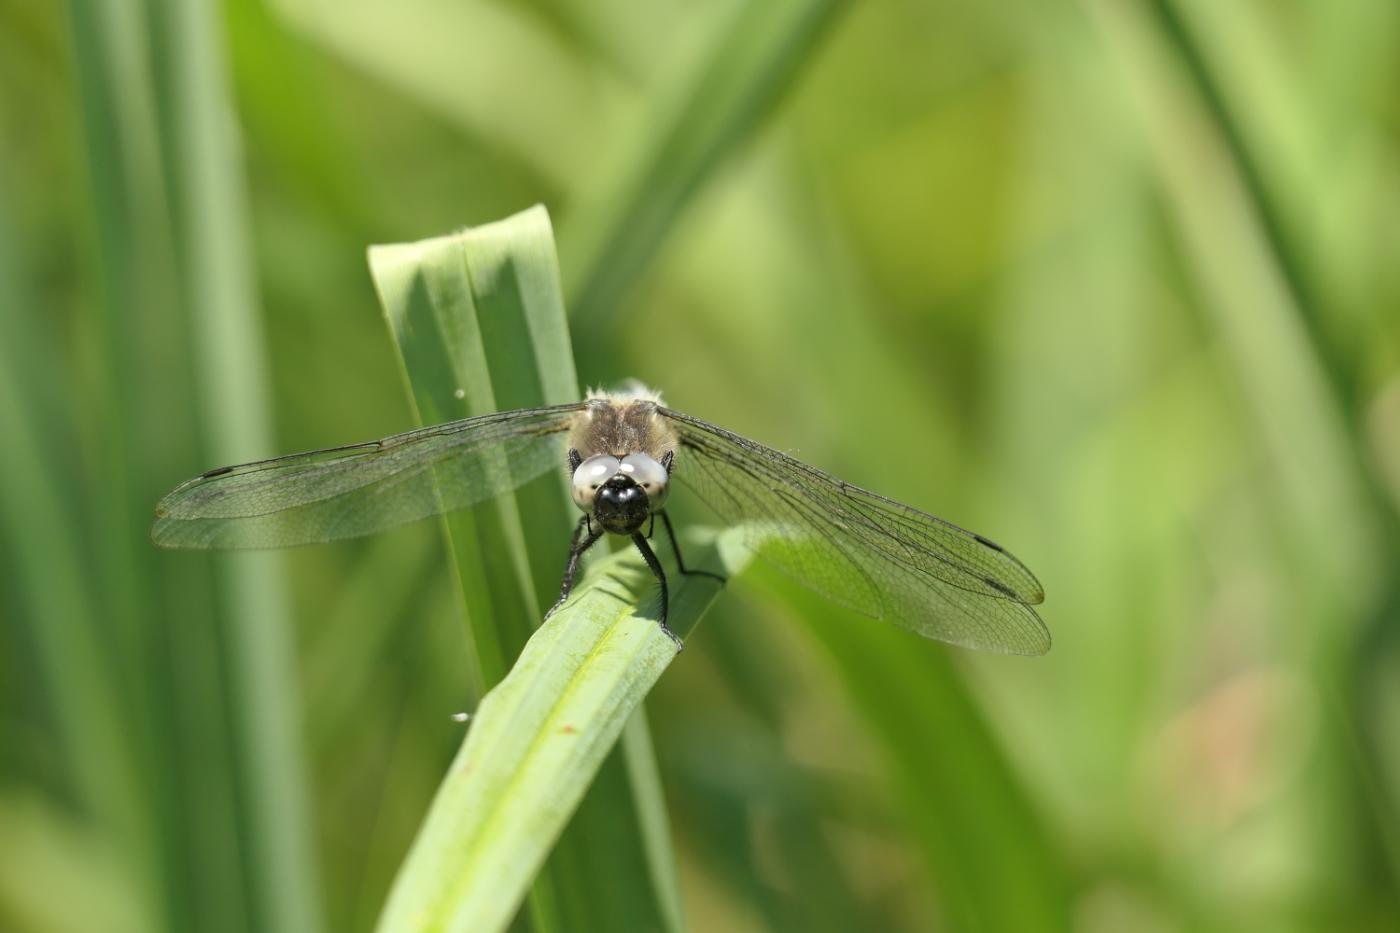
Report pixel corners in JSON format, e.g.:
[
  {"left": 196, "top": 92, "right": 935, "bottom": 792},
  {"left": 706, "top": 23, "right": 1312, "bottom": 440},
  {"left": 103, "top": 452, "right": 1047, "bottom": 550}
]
[
  {"left": 153, "top": 404, "right": 583, "bottom": 549},
  {"left": 659, "top": 407, "right": 1049, "bottom": 655}
]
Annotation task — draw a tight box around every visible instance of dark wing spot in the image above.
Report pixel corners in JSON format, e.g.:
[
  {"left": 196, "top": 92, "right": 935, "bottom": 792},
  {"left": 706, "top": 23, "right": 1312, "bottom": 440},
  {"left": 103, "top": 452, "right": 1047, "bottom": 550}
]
[
  {"left": 201, "top": 465, "right": 235, "bottom": 479},
  {"left": 983, "top": 576, "right": 1020, "bottom": 599},
  {"left": 973, "top": 533, "right": 1004, "bottom": 552}
]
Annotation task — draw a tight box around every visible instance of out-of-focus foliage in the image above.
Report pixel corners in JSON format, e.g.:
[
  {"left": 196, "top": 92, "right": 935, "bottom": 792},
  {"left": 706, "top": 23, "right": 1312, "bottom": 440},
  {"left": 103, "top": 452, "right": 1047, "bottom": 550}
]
[{"left": 3, "top": 0, "right": 1400, "bottom": 930}]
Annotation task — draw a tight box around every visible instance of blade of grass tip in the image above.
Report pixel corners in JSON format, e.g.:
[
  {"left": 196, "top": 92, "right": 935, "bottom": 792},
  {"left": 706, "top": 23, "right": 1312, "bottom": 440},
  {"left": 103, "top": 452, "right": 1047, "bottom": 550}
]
[
  {"left": 368, "top": 206, "right": 581, "bottom": 696},
  {"left": 376, "top": 536, "right": 742, "bottom": 933},
  {"left": 368, "top": 205, "right": 690, "bottom": 932},
  {"left": 154, "top": 0, "right": 325, "bottom": 929},
  {"left": 560, "top": 0, "right": 848, "bottom": 332}
]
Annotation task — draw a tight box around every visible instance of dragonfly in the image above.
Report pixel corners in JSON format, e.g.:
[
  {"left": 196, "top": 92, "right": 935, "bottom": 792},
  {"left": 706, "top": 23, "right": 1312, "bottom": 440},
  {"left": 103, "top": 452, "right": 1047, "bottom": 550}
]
[{"left": 153, "top": 385, "right": 1049, "bottom": 654}]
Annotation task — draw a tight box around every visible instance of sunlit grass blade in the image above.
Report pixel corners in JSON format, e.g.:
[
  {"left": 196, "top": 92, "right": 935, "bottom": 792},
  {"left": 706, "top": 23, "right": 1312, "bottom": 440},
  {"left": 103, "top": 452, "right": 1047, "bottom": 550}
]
[
  {"left": 368, "top": 205, "right": 689, "bottom": 931},
  {"left": 377, "top": 536, "right": 740, "bottom": 933},
  {"left": 561, "top": 0, "right": 848, "bottom": 330},
  {"left": 369, "top": 207, "right": 579, "bottom": 693}
]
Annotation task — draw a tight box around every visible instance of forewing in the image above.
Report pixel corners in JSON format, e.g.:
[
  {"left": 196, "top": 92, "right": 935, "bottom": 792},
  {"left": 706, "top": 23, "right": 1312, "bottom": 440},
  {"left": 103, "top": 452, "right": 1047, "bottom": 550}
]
[
  {"left": 659, "top": 408, "right": 1049, "bottom": 655},
  {"left": 153, "top": 404, "right": 583, "bottom": 549}
]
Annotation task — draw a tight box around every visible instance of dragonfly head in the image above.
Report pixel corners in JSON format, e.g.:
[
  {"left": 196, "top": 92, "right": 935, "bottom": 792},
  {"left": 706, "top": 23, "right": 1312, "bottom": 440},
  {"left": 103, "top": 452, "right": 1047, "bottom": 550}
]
[
  {"left": 594, "top": 473, "right": 650, "bottom": 534},
  {"left": 571, "top": 452, "right": 670, "bottom": 534}
]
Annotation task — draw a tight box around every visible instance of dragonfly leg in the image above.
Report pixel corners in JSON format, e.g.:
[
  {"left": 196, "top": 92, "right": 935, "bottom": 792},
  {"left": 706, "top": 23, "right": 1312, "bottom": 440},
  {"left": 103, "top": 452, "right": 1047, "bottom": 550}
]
[
  {"left": 547, "top": 515, "right": 602, "bottom": 620},
  {"left": 632, "top": 533, "right": 682, "bottom": 650},
  {"left": 659, "top": 510, "right": 726, "bottom": 584}
]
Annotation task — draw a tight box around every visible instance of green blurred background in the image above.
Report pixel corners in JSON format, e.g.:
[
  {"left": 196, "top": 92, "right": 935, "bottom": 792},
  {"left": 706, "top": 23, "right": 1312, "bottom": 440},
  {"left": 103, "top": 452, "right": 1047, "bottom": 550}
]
[{"left": 4, "top": 0, "right": 1400, "bottom": 930}]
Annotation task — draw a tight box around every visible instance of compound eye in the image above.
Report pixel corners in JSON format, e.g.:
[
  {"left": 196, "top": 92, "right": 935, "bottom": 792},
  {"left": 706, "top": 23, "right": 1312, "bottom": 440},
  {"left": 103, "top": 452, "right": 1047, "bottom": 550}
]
[
  {"left": 571, "top": 455, "right": 621, "bottom": 510},
  {"left": 619, "top": 453, "right": 669, "bottom": 510}
]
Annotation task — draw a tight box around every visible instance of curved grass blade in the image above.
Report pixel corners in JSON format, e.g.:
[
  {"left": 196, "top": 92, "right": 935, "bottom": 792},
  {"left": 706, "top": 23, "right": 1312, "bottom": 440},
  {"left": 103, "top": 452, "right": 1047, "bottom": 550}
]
[{"left": 376, "top": 535, "right": 741, "bottom": 933}]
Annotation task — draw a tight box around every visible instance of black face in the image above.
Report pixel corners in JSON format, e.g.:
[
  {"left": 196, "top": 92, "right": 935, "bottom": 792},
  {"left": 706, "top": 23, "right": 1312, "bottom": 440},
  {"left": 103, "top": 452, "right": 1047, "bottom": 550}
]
[{"left": 593, "top": 473, "right": 650, "bottom": 535}]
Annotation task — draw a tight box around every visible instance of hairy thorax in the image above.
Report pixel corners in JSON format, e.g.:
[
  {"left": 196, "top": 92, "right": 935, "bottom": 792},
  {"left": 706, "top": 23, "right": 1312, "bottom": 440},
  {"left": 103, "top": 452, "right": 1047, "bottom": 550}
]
[{"left": 567, "top": 388, "right": 677, "bottom": 461}]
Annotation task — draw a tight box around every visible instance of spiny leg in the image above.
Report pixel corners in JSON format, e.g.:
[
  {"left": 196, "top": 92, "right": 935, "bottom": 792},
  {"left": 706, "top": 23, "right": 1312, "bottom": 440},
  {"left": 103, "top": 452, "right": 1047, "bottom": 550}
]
[
  {"left": 547, "top": 515, "right": 602, "bottom": 619},
  {"left": 658, "top": 510, "right": 726, "bottom": 584},
  {"left": 631, "top": 533, "right": 683, "bottom": 650}
]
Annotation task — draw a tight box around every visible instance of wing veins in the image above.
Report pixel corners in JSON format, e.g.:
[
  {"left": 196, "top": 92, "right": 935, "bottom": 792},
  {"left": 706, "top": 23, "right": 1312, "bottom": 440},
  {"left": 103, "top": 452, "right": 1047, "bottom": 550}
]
[
  {"left": 675, "top": 424, "right": 1034, "bottom": 605},
  {"left": 662, "top": 408, "right": 1049, "bottom": 652},
  {"left": 163, "top": 412, "right": 575, "bottom": 519},
  {"left": 677, "top": 435, "right": 884, "bottom": 616}
]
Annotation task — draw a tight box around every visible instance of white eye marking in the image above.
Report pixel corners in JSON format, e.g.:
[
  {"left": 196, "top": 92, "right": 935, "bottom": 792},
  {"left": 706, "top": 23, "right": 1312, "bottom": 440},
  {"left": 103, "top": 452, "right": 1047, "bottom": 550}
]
[
  {"left": 571, "top": 455, "right": 622, "bottom": 511},
  {"left": 620, "top": 454, "right": 669, "bottom": 510}
]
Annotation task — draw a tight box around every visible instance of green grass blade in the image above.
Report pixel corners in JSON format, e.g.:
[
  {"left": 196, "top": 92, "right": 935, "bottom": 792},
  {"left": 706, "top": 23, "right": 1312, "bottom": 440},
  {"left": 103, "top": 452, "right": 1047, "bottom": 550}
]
[
  {"left": 150, "top": 1, "right": 327, "bottom": 929},
  {"left": 1084, "top": 0, "right": 1375, "bottom": 606},
  {"left": 369, "top": 207, "right": 581, "bottom": 694},
  {"left": 0, "top": 182, "right": 149, "bottom": 923},
  {"left": 1085, "top": 0, "right": 1400, "bottom": 889},
  {"left": 376, "top": 538, "right": 740, "bottom": 933},
  {"left": 368, "top": 206, "right": 691, "bottom": 932},
  {"left": 63, "top": 0, "right": 327, "bottom": 927},
  {"left": 560, "top": 0, "right": 848, "bottom": 330}
]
